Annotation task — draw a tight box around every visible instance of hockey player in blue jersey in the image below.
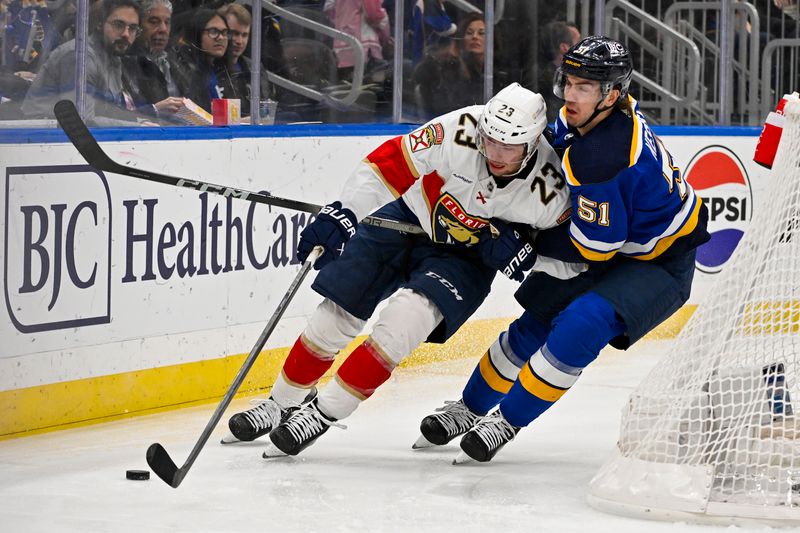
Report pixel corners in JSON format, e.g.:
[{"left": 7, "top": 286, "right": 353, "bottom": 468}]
[{"left": 416, "top": 36, "right": 711, "bottom": 463}]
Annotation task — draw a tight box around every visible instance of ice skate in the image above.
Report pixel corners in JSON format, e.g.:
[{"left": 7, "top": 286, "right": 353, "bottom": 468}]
[
  {"left": 222, "top": 389, "right": 317, "bottom": 444},
  {"left": 455, "top": 409, "right": 520, "bottom": 463},
  {"left": 265, "top": 399, "right": 344, "bottom": 457},
  {"left": 413, "top": 399, "right": 480, "bottom": 449}
]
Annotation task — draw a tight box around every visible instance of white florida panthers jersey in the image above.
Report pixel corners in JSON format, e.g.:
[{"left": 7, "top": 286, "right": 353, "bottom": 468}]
[{"left": 340, "top": 105, "right": 572, "bottom": 246}]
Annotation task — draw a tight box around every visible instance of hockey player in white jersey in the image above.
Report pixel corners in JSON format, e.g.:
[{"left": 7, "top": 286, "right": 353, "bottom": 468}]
[{"left": 222, "top": 83, "right": 573, "bottom": 458}]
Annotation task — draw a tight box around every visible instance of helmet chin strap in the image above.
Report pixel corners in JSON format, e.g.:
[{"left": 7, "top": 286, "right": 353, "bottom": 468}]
[{"left": 576, "top": 91, "right": 619, "bottom": 129}]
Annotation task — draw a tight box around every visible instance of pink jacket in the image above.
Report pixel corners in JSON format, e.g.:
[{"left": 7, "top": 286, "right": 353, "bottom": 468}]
[{"left": 324, "top": 0, "right": 390, "bottom": 68}]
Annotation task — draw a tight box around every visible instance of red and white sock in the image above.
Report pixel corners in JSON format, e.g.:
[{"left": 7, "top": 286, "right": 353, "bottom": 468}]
[
  {"left": 316, "top": 339, "right": 396, "bottom": 420},
  {"left": 315, "top": 288, "right": 443, "bottom": 420},
  {"left": 271, "top": 334, "right": 335, "bottom": 408}
]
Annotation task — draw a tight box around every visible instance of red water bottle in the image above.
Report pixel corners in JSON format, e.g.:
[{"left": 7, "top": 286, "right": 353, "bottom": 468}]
[{"left": 754, "top": 92, "right": 799, "bottom": 169}]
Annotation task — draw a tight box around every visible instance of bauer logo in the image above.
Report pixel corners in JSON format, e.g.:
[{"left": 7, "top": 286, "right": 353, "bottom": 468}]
[
  {"left": 4, "top": 165, "right": 112, "bottom": 332},
  {"left": 684, "top": 146, "right": 753, "bottom": 274}
]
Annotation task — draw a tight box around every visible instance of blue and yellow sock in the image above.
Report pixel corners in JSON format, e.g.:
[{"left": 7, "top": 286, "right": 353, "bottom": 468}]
[{"left": 462, "top": 312, "right": 549, "bottom": 415}]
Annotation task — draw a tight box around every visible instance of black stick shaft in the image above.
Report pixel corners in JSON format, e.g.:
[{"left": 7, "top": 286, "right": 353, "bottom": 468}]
[
  {"left": 146, "top": 246, "right": 322, "bottom": 487},
  {"left": 53, "top": 100, "right": 423, "bottom": 235}
]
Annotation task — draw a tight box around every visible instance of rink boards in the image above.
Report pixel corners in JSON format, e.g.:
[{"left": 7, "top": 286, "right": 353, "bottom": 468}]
[{"left": 0, "top": 125, "right": 765, "bottom": 438}]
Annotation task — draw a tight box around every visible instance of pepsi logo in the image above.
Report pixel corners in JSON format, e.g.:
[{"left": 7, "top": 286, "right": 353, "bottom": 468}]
[{"left": 684, "top": 145, "right": 753, "bottom": 274}]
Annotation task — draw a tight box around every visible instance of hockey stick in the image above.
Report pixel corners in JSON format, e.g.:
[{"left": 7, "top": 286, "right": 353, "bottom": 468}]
[
  {"left": 53, "top": 100, "right": 423, "bottom": 235},
  {"left": 146, "top": 246, "right": 323, "bottom": 488}
]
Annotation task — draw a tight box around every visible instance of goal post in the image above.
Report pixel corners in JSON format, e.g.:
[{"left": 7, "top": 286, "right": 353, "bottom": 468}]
[{"left": 588, "top": 95, "right": 800, "bottom": 526}]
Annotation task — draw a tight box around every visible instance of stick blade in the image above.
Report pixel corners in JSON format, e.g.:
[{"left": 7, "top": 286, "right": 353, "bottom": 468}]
[
  {"left": 53, "top": 99, "right": 116, "bottom": 170},
  {"left": 146, "top": 443, "right": 182, "bottom": 488}
]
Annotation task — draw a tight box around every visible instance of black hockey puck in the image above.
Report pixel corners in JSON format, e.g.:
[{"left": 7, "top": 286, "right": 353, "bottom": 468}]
[{"left": 126, "top": 469, "right": 150, "bottom": 481}]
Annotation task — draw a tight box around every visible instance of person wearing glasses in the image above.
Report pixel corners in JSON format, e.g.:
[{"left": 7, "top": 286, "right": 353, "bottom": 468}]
[
  {"left": 170, "top": 8, "right": 230, "bottom": 114},
  {"left": 214, "top": 2, "right": 273, "bottom": 120},
  {"left": 22, "top": 0, "right": 157, "bottom": 125}
]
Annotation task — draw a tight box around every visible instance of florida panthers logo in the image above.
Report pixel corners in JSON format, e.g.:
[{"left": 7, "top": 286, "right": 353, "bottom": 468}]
[
  {"left": 409, "top": 123, "right": 445, "bottom": 153},
  {"left": 431, "top": 193, "right": 488, "bottom": 245}
]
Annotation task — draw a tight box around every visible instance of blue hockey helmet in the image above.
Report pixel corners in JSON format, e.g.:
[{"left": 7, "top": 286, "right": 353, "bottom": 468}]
[{"left": 553, "top": 36, "right": 633, "bottom": 101}]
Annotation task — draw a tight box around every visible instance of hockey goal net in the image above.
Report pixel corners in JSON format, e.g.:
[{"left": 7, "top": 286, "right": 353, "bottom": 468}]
[{"left": 588, "top": 96, "right": 800, "bottom": 526}]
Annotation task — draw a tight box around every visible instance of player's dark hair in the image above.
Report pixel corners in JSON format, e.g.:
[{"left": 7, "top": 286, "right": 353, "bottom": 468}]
[{"left": 615, "top": 94, "right": 633, "bottom": 115}]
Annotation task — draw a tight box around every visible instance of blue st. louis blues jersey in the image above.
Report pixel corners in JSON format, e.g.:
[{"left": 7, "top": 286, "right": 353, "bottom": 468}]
[{"left": 551, "top": 96, "right": 708, "bottom": 262}]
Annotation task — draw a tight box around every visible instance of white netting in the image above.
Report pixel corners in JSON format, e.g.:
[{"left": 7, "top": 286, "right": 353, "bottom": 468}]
[{"left": 589, "top": 97, "right": 800, "bottom": 526}]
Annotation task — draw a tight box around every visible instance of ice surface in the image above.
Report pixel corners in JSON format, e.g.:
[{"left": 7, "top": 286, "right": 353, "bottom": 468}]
[{"left": 0, "top": 340, "right": 777, "bottom": 532}]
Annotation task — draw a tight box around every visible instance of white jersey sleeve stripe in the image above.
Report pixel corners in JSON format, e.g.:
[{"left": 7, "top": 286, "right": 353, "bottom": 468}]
[
  {"left": 619, "top": 189, "right": 700, "bottom": 257},
  {"left": 570, "top": 221, "right": 627, "bottom": 253},
  {"left": 528, "top": 345, "right": 582, "bottom": 389}
]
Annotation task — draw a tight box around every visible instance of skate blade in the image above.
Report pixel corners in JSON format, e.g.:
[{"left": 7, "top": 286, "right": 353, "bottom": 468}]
[
  {"left": 452, "top": 451, "right": 474, "bottom": 465},
  {"left": 262, "top": 442, "right": 289, "bottom": 459},
  {"left": 411, "top": 435, "right": 437, "bottom": 450},
  {"left": 220, "top": 432, "right": 241, "bottom": 445}
]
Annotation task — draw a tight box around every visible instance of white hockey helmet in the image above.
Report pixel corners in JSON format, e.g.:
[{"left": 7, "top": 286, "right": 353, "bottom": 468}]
[{"left": 477, "top": 82, "right": 548, "bottom": 174}]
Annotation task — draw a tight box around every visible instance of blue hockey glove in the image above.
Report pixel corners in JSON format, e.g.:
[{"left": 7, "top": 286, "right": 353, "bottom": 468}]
[
  {"left": 479, "top": 220, "right": 536, "bottom": 282},
  {"left": 298, "top": 201, "right": 358, "bottom": 269}
]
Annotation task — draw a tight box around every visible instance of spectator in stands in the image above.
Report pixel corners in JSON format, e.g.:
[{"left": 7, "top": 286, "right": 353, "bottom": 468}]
[
  {"left": 460, "top": 12, "right": 486, "bottom": 78},
  {"left": 171, "top": 8, "right": 230, "bottom": 112},
  {"left": 169, "top": 0, "right": 287, "bottom": 80},
  {"left": 323, "top": 0, "right": 392, "bottom": 83},
  {"left": 258, "top": 11, "right": 287, "bottom": 77},
  {"left": 0, "top": 0, "right": 55, "bottom": 117},
  {"left": 2, "top": 0, "right": 55, "bottom": 73},
  {"left": 490, "top": 0, "right": 536, "bottom": 98},
  {"left": 413, "top": 13, "right": 499, "bottom": 119},
  {"left": 537, "top": 20, "right": 581, "bottom": 123},
  {"left": 123, "top": 0, "right": 188, "bottom": 119},
  {"left": 215, "top": 2, "right": 272, "bottom": 115},
  {"left": 46, "top": 0, "right": 78, "bottom": 44},
  {"left": 21, "top": 0, "right": 158, "bottom": 125},
  {"left": 409, "top": 0, "right": 456, "bottom": 67}
]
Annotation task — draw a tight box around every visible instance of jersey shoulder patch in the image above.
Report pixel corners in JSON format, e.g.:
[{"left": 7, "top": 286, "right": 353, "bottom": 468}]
[
  {"left": 409, "top": 122, "right": 445, "bottom": 152},
  {"left": 564, "top": 110, "right": 634, "bottom": 186}
]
